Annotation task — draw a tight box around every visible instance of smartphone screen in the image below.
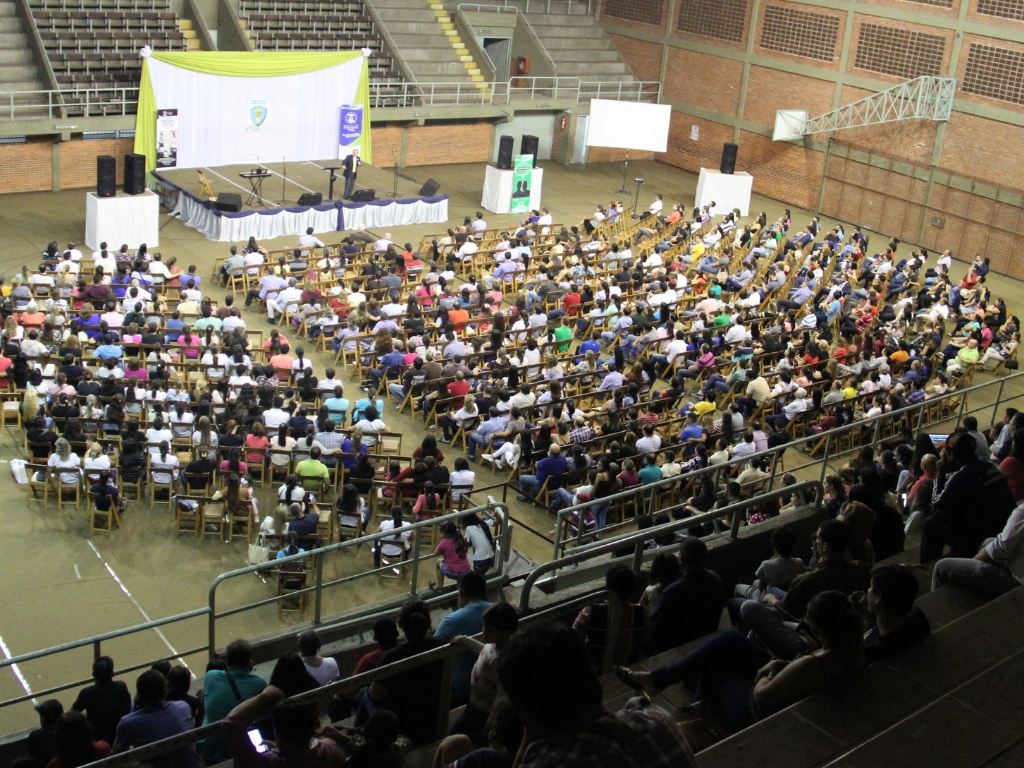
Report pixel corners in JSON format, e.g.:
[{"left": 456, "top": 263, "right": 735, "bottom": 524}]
[{"left": 248, "top": 729, "right": 269, "bottom": 754}]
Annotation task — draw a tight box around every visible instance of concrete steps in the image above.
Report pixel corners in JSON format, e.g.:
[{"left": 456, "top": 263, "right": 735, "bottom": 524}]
[{"left": 0, "top": 0, "right": 43, "bottom": 91}]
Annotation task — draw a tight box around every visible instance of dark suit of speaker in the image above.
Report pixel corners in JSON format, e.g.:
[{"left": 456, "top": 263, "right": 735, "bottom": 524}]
[
  {"left": 720, "top": 143, "right": 738, "bottom": 175},
  {"left": 521, "top": 135, "right": 539, "bottom": 166},
  {"left": 214, "top": 193, "right": 243, "bottom": 212},
  {"left": 297, "top": 192, "right": 323, "bottom": 206},
  {"left": 351, "top": 189, "right": 375, "bottom": 202},
  {"left": 124, "top": 153, "right": 146, "bottom": 195},
  {"left": 419, "top": 178, "right": 440, "bottom": 197},
  {"left": 96, "top": 155, "right": 116, "bottom": 198},
  {"left": 497, "top": 135, "right": 514, "bottom": 170}
]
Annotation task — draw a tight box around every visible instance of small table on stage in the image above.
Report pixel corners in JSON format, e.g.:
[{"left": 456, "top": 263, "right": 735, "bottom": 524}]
[
  {"left": 85, "top": 190, "right": 159, "bottom": 251},
  {"left": 239, "top": 169, "right": 271, "bottom": 207},
  {"left": 322, "top": 166, "right": 341, "bottom": 200}
]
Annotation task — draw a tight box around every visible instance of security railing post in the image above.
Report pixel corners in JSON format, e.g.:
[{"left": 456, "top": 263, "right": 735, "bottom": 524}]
[
  {"left": 93, "top": 641, "right": 101, "bottom": 661},
  {"left": 916, "top": 400, "right": 927, "bottom": 433},
  {"left": 600, "top": 597, "right": 622, "bottom": 674},
  {"left": 313, "top": 552, "right": 324, "bottom": 625},
  {"left": 994, "top": 378, "right": 1006, "bottom": 428},
  {"left": 871, "top": 415, "right": 882, "bottom": 447},
  {"left": 957, "top": 387, "right": 968, "bottom": 427},
  {"left": 552, "top": 510, "right": 562, "bottom": 560},
  {"left": 208, "top": 587, "right": 217, "bottom": 661},
  {"left": 410, "top": 530, "right": 422, "bottom": 595},
  {"left": 818, "top": 431, "right": 832, "bottom": 485},
  {"left": 436, "top": 654, "right": 454, "bottom": 739},
  {"left": 630, "top": 538, "right": 644, "bottom": 574}
]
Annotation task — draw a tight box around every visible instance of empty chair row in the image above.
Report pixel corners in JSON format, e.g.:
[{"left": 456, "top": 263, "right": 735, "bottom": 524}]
[
  {"left": 29, "top": 0, "right": 171, "bottom": 11},
  {"left": 240, "top": 0, "right": 364, "bottom": 14},
  {"left": 34, "top": 16, "right": 180, "bottom": 33},
  {"left": 35, "top": 10, "right": 176, "bottom": 20},
  {"left": 247, "top": 18, "right": 374, "bottom": 35}
]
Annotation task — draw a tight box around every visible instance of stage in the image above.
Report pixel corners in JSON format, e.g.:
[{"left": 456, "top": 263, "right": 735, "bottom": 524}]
[{"left": 155, "top": 159, "right": 448, "bottom": 242}]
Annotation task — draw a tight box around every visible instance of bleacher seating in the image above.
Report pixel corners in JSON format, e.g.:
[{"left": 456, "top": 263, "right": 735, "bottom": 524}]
[
  {"left": 238, "top": 0, "right": 406, "bottom": 103},
  {"left": 28, "top": 0, "right": 194, "bottom": 114}
]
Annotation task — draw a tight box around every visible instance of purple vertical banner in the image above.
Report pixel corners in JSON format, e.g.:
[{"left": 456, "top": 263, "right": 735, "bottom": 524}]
[{"left": 339, "top": 104, "right": 363, "bottom": 157}]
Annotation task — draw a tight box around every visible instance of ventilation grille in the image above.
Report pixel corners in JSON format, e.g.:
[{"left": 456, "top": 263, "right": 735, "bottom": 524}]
[
  {"left": 676, "top": 0, "right": 747, "bottom": 44},
  {"left": 854, "top": 23, "right": 945, "bottom": 79},
  {"left": 760, "top": 4, "right": 839, "bottom": 62},
  {"left": 978, "top": 0, "right": 1024, "bottom": 20},
  {"left": 605, "top": 0, "right": 663, "bottom": 26},
  {"left": 963, "top": 43, "right": 1024, "bottom": 105}
]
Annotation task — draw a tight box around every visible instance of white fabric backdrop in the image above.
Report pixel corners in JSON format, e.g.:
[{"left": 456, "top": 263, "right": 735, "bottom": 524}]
[
  {"left": 167, "top": 186, "right": 449, "bottom": 242},
  {"left": 85, "top": 191, "right": 161, "bottom": 250},
  {"left": 146, "top": 58, "right": 362, "bottom": 169},
  {"left": 481, "top": 165, "right": 543, "bottom": 214}
]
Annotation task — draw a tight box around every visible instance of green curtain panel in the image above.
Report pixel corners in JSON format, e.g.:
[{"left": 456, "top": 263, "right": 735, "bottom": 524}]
[{"left": 134, "top": 52, "right": 372, "bottom": 172}]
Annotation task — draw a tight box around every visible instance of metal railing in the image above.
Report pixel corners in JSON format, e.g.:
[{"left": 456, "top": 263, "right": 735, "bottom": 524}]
[
  {"left": 76, "top": 589, "right": 616, "bottom": 768},
  {"left": 367, "top": 76, "right": 660, "bottom": 108},
  {"left": 459, "top": 4, "right": 559, "bottom": 76},
  {"left": 471, "top": 0, "right": 594, "bottom": 14},
  {"left": 0, "top": 86, "right": 139, "bottom": 120},
  {"left": 523, "top": 481, "right": 825, "bottom": 610},
  {"left": 550, "top": 368, "right": 1024, "bottom": 558}
]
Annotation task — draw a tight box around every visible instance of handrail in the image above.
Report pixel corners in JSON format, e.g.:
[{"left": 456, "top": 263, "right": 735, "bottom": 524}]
[
  {"left": 522, "top": 481, "right": 824, "bottom": 611},
  {"left": 15, "top": 0, "right": 62, "bottom": 96},
  {"left": 550, "top": 368, "right": 1024, "bottom": 557},
  {"left": 207, "top": 499, "right": 512, "bottom": 656},
  {"left": 363, "top": 0, "right": 418, "bottom": 84},
  {"left": 183, "top": 0, "right": 217, "bottom": 52},
  {"left": 458, "top": 3, "right": 558, "bottom": 76},
  {"left": 79, "top": 589, "right": 615, "bottom": 768}
]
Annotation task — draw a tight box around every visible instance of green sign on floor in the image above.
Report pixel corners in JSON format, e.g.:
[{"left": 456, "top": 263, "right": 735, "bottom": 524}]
[{"left": 511, "top": 154, "right": 533, "bottom": 214}]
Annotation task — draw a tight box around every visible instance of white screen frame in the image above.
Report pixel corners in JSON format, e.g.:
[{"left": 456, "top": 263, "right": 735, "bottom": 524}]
[{"left": 585, "top": 99, "right": 672, "bottom": 153}]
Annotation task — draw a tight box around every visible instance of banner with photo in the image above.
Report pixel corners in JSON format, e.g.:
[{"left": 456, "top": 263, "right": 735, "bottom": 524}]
[
  {"left": 246, "top": 97, "right": 269, "bottom": 132},
  {"left": 155, "top": 108, "right": 178, "bottom": 168},
  {"left": 510, "top": 154, "right": 533, "bottom": 214},
  {"left": 338, "top": 104, "right": 363, "bottom": 159}
]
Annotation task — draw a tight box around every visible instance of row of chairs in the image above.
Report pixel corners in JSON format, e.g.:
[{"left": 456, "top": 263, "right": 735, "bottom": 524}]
[{"left": 29, "top": 0, "right": 172, "bottom": 9}]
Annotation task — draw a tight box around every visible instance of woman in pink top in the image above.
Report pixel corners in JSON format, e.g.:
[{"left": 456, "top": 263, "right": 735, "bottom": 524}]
[
  {"left": 433, "top": 520, "right": 471, "bottom": 589},
  {"left": 999, "top": 429, "right": 1024, "bottom": 502},
  {"left": 412, "top": 480, "right": 442, "bottom": 521}
]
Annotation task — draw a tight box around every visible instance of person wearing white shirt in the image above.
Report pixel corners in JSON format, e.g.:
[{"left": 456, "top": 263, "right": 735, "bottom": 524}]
[
  {"left": 267, "top": 278, "right": 303, "bottom": 321},
  {"left": 457, "top": 239, "right": 479, "bottom": 263},
  {"left": 263, "top": 402, "right": 290, "bottom": 430},
  {"left": 222, "top": 313, "right": 246, "bottom": 334},
  {"left": 537, "top": 208, "right": 553, "bottom": 235},
  {"left": 297, "top": 227, "right": 325, "bottom": 255},
  {"left": 937, "top": 250, "right": 953, "bottom": 270},
  {"left": 649, "top": 195, "right": 663, "bottom": 216},
  {"left": 145, "top": 422, "right": 172, "bottom": 456},
  {"left": 57, "top": 257, "right": 79, "bottom": 277},
  {"left": 228, "top": 369, "right": 253, "bottom": 387},
  {"left": 243, "top": 250, "right": 265, "bottom": 278},
  {"left": 725, "top": 322, "right": 749, "bottom": 345},
  {"left": 374, "top": 233, "right": 393, "bottom": 252},
  {"left": 64, "top": 243, "right": 84, "bottom": 261},
  {"left": 470, "top": 212, "right": 488, "bottom": 238},
  {"left": 28, "top": 268, "right": 55, "bottom": 290},
  {"left": 643, "top": 252, "right": 663, "bottom": 269},
  {"left": 522, "top": 346, "right": 542, "bottom": 378}
]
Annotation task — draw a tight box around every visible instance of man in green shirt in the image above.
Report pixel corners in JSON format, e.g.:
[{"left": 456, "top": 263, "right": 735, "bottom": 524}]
[
  {"left": 554, "top": 317, "right": 573, "bottom": 352},
  {"left": 713, "top": 308, "right": 732, "bottom": 326},
  {"left": 296, "top": 446, "right": 331, "bottom": 491},
  {"left": 198, "top": 640, "right": 267, "bottom": 763}
]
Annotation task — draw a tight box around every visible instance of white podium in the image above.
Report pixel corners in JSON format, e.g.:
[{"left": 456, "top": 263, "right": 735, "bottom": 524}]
[
  {"left": 85, "top": 190, "right": 160, "bottom": 251},
  {"left": 695, "top": 169, "right": 753, "bottom": 217},
  {"left": 481, "top": 165, "right": 543, "bottom": 214}
]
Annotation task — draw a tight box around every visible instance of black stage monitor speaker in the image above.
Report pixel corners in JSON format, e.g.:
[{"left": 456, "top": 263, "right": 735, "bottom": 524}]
[
  {"left": 297, "top": 192, "right": 323, "bottom": 206},
  {"left": 521, "top": 134, "right": 539, "bottom": 166},
  {"left": 124, "top": 153, "right": 146, "bottom": 195},
  {"left": 97, "top": 155, "right": 116, "bottom": 198},
  {"left": 497, "top": 135, "right": 514, "bottom": 170},
  {"left": 352, "top": 189, "right": 376, "bottom": 202},
  {"left": 419, "top": 178, "right": 440, "bottom": 197},
  {"left": 214, "top": 193, "right": 243, "bottom": 212},
  {"left": 720, "top": 142, "right": 738, "bottom": 175}
]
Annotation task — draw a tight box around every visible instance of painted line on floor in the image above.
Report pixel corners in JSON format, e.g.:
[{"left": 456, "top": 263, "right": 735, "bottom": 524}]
[
  {"left": 264, "top": 166, "right": 317, "bottom": 194},
  {"left": 85, "top": 541, "right": 193, "bottom": 675},
  {"left": 202, "top": 167, "right": 277, "bottom": 208},
  {"left": 0, "top": 635, "right": 37, "bottom": 705},
  {"left": 74, "top": 564, "right": 81, "bottom": 580}
]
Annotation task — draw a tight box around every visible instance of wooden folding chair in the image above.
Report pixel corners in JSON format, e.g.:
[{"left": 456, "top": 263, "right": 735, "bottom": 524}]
[{"left": 88, "top": 491, "right": 121, "bottom": 537}]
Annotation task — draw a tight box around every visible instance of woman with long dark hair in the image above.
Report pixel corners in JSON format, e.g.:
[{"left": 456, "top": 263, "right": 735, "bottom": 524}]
[{"left": 432, "top": 520, "right": 471, "bottom": 589}]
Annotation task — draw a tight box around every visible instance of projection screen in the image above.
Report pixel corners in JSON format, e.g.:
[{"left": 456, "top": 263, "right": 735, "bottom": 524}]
[{"left": 585, "top": 99, "right": 672, "bottom": 153}]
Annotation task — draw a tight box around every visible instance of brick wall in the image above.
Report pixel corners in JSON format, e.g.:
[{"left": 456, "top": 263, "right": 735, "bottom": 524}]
[
  {"left": 754, "top": 0, "right": 846, "bottom": 69},
  {"left": 404, "top": 123, "right": 491, "bottom": 166},
  {"left": 370, "top": 125, "right": 403, "bottom": 167},
  {"left": 587, "top": 146, "right": 656, "bottom": 162},
  {"left": 939, "top": 111, "right": 1024, "bottom": 188},
  {"left": 836, "top": 85, "right": 938, "bottom": 166},
  {"left": 60, "top": 138, "right": 134, "bottom": 189},
  {"left": 848, "top": 14, "right": 955, "bottom": 83},
  {"left": 606, "top": 33, "right": 664, "bottom": 83},
  {"left": 0, "top": 140, "right": 52, "bottom": 194},
  {"left": 658, "top": 112, "right": 735, "bottom": 175},
  {"left": 739, "top": 130, "right": 824, "bottom": 210},
  {"left": 663, "top": 48, "right": 744, "bottom": 115},
  {"left": 743, "top": 66, "right": 836, "bottom": 127}
]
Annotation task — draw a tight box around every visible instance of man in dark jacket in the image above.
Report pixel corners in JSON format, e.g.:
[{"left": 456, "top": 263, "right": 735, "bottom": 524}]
[
  {"left": 646, "top": 537, "right": 725, "bottom": 656},
  {"left": 920, "top": 430, "right": 1016, "bottom": 562}
]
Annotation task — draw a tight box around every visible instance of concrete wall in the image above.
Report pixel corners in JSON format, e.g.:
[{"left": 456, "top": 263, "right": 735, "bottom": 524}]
[{"left": 602, "top": 0, "right": 1024, "bottom": 278}]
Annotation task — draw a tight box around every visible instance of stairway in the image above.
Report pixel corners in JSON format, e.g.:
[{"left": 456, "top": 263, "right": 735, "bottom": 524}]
[
  {"left": 495, "top": 0, "right": 639, "bottom": 92},
  {"left": 370, "top": 0, "right": 483, "bottom": 86},
  {"left": 0, "top": 1, "right": 45, "bottom": 95}
]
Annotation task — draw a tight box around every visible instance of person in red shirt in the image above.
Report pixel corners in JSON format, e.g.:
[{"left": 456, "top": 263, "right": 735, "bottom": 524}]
[
  {"left": 353, "top": 618, "right": 402, "bottom": 675},
  {"left": 447, "top": 371, "right": 470, "bottom": 408},
  {"left": 448, "top": 307, "right": 470, "bottom": 332},
  {"left": 562, "top": 290, "right": 582, "bottom": 317},
  {"left": 0, "top": 351, "right": 10, "bottom": 389}
]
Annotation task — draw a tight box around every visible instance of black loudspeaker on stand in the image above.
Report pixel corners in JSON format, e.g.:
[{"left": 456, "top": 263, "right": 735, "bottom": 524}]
[
  {"left": 419, "top": 178, "right": 440, "bottom": 197},
  {"left": 297, "top": 192, "right": 323, "bottom": 206},
  {"left": 124, "top": 153, "right": 146, "bottom": 195},
  {"left": 497, "top": 135, "right": 514, "bottom": 170},
  {"left": 352, "top": 189, "right": 375, "bottom": 202},
  {"left": 520, "top": 135, "right": 539, "bottom": 166},
  {"left": 96, "top": 155, "right": 116, "bottom": 198},
  {"left": 720, "top": 142, "right": 738, "bottom": 175}
]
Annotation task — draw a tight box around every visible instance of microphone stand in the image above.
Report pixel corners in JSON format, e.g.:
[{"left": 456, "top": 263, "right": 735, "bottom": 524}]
[
  {"left": 631, "top": 179, "right": 643, "bottom": 219},
  {"left": 617, "top": 148, "right": 630, "bottom": 194},
  {"left": 387, "top": 148, "right": 400, "bottom": 198}
]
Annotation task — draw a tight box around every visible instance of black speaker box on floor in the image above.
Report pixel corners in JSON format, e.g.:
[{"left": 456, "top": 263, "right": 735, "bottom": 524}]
[
  {"left": 520, "top": 134, "right": 539, "bottom": 166},
  {"left": 124, "top": 152, "right": 146, "bottom": 195},
  {"left": 297, "top": 192, "right": 323, "bottom": 206},
  {"left": 214, "top": 193, "right": 243, "bottom": 212},
  {"left": 419, "top": 178, "right": 440, "bottom": 197},
  {"left": 497, "top": 135, "right": 514, "bottom": 170},
  {"left": 720, "top": 142, "right": 738, "bottom": 175},
  {"left": 96, "top": 155, "right": 116, "bottom": 198},
  {"left": 351, "top": 189, "right": 376, "bottom": 202}
]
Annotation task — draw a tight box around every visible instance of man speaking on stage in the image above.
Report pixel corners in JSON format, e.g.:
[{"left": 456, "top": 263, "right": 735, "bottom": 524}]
[{"left": 342, "top": 148, "right": 361, "bottom": 199}]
